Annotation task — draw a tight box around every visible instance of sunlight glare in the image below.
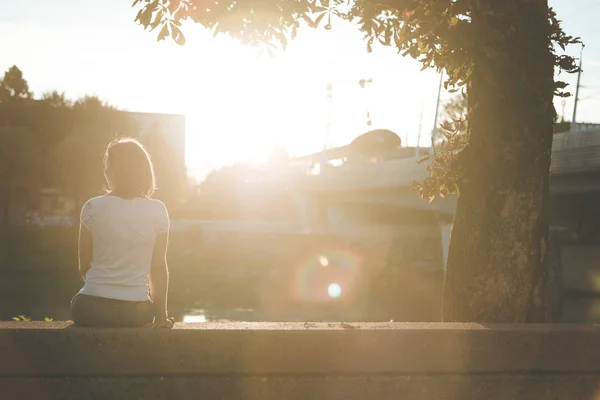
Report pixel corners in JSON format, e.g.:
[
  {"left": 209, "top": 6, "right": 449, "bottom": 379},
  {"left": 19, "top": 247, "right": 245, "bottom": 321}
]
[
  {"left": 183, "top": 314, "right": 207, "bottom": 323},
  {"left": 182, "top": 18, "right": 439, "bottom": 179}
]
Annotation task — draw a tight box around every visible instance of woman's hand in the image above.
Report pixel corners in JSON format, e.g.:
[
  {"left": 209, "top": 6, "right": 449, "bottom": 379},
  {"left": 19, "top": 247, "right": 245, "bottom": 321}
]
[{"left": 145, "top": 317, "right": 174, "bottom": 329}]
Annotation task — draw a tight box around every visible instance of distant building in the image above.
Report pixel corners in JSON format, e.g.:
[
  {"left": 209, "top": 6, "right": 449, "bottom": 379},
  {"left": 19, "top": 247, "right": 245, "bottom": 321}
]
[{"left": 127, "top": 111, "right": 186, "bottom": 164}]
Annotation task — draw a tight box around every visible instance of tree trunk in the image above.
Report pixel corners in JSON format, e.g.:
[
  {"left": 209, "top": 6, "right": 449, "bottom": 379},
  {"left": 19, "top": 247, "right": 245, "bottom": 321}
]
[{"left": 442, "top": 0, "right": 556, "bottom": 322}]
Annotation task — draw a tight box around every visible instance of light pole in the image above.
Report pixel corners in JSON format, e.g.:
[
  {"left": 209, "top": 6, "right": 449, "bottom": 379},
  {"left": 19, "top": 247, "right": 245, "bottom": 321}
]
[
  {"left": 417, "top": 104, "right": 424, "bottom": 157},
  {"left": 571, "top": 46, "right": 584, "bottom": 133},
  {"left": 323, "top": 82, "right": 333, "bottom": 165},
  {"left": 359, "top": 78, "right": 373, "bottom": 129}
]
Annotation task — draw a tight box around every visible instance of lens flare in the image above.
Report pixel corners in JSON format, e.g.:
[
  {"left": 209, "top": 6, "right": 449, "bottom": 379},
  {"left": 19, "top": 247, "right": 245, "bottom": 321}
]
[
  {"left": 292, "top": 248, "right": 361, "bottom": 303},
  {"left": 328, "top": 283, "right": 342, "bottom": 298},
  {"left": 319, "top": 256, "right": 329, "bottom": 267}
]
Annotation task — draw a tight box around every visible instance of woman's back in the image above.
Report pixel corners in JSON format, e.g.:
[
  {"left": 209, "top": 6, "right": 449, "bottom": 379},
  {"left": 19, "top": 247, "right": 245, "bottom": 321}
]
[
  {"left": 80, "top": 195, "right": 169, "bottom": 301},
  {"left": 71, "top": 137, "right": 172, "bottom": 329}
]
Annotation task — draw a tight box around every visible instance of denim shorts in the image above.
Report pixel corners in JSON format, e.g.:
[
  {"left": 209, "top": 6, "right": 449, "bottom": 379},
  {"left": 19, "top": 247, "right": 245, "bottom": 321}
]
[{"left": 70, "top": 293, "right": 154, "bottom": 328}]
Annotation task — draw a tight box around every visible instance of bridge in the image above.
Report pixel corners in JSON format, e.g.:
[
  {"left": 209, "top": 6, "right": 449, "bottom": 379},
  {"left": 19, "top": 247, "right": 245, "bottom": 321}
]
[
  {"left": 271, "top": 128, "right": 600, "bottom": 233},
  {"left": 294, "top": 129, "right": 600, "bottom": 205}
]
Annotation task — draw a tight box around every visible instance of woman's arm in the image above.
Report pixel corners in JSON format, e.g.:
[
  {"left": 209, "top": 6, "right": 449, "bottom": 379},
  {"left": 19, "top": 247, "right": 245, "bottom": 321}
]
[
  {"left": 149, "top": 231, "right": 170, "bottom": 323},
  {"left": 78, "top": 224, "right": 93, "bottom": 280}
]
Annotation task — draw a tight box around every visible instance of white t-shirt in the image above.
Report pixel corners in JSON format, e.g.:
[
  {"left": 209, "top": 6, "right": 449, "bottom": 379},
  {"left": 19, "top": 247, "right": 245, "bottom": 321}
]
[{"left": 79, "top": 195, "right": 170, "bottom": 301}]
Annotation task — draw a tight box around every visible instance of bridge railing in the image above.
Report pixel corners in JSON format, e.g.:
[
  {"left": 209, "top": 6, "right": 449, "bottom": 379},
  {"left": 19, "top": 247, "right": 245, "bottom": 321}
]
[
  {"left": 553, "top": 129, "right": 600, "bottom": 150},
  {"left": 170, "top": 220, "right": 442, "bottom": 238},
  {"left": 297, "top": 129, "right": 600, "bottom": 190},
  {"left": 552, "top": 129, "right": 600, "bottom": 174}
]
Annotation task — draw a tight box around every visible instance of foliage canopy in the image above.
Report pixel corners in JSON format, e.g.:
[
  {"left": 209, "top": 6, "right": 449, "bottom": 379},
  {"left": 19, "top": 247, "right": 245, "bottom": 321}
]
[
  {"left": 0, "top": 65, "right": 32, "bottom": 100},
  {"left": 0, "top": 65, "right": 187, "bottom": 224}
]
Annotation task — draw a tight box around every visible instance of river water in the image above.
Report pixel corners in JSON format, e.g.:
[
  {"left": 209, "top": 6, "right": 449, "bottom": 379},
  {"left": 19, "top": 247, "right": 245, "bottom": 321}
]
[
  {"left": 2, "top": 271, "right": 599, "bottom": 323},
  {"left": 2, "top": 226, "right": 600, "bottom": 323}
]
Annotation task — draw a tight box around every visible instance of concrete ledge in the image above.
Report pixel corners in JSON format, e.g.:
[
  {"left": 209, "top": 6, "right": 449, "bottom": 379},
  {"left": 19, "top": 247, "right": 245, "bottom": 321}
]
[
  {"left": 2, "top": 322, "right": 600, "bottom": 375},
  {"left": 2, "top": 322, "right": 600, "bottom": 399},
  {"left": 3, "top": 375, "right": 600, "bottom": 400}
]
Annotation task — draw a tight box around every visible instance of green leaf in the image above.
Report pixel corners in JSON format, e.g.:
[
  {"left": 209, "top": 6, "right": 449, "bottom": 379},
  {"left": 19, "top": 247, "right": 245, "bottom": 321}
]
[
  {"left": 299, "top": 13, "right": 313, "bottom": 27},
  {"left": 409, "top": 46, "right": 419, "bottom": 58},
  {"left": 149, "top": 9, "right": 164, "bottom": 31},
  {"left": 366, "top": 36, "right": 374, "bottom": 53},
  {"left": 554, "top": 81, "right": 568, "bottom": 89},
  {"left": 134, "top": 8, "right": 145, "bottom": 23},
  {"left": 138, "top": 4, "right": 156, "bottom": 27},
  {"left": 291, "top": 24, "right": 298, "bottom": 40},
  {"left": 157, "top": 23, "right": 169, "bottom": 41},
  {"left": 172, "top": 25, "right": 186, "bottom": 45},
  {"left": 168, "top": 0, "right": 180, "bottom": 14},
  {"left": 393, "top": 31, "right": 402, "bottom": 49},
  {"left": 313, "top": 12, "right": 327, "bottom": 28}
]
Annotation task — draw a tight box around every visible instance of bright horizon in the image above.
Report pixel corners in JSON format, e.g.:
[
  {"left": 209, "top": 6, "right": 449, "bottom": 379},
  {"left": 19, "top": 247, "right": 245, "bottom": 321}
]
[{"left": 2, "top": 0, "right": 599, "bottom": 180}]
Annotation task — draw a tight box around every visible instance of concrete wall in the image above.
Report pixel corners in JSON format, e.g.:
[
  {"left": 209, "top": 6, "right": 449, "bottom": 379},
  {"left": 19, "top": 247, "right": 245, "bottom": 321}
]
[{"left": 2, "top": 322, "right": 600, "bottom": 400}]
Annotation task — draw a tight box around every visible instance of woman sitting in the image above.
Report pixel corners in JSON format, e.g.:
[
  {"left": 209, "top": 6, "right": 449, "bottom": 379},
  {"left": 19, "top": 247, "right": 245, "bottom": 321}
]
[{"left": 70, "top": 138, "right": 173, "bottom": 329}]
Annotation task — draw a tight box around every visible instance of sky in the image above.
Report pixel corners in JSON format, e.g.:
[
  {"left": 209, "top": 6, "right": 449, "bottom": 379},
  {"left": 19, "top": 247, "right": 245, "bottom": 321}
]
[{"left": 1, "top": 0, "right": 599, "bottom": 180}]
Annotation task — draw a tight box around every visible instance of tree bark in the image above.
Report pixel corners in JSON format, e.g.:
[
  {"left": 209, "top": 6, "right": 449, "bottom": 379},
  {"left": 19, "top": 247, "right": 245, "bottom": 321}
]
[{"left": 442, "top": 0, "right": 556, "bottom": 322}]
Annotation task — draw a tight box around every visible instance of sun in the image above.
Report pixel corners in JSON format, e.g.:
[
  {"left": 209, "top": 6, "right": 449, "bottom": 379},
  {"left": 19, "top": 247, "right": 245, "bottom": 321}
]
[
  {"left": 182, "top": 33, "right": 334, "bottom": 177},
  {"left": 180, "top": 19, "right": 439, "bottom": 180}
]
